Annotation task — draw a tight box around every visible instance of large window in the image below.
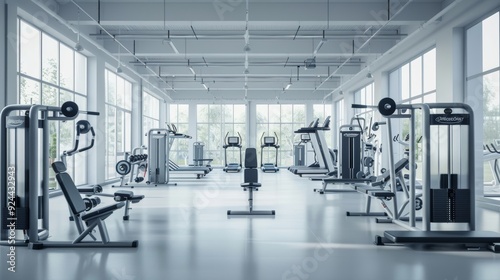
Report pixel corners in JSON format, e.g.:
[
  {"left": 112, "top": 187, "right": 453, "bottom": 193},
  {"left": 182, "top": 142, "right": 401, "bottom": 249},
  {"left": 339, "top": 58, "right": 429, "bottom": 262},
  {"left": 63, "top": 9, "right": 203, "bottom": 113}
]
[
  {"left": 105, "top": 69, "right": 132, "bottom": 179},
  {"left": 334, "top": 99, "right": 345, "bottom": 147},
  {"left": 389, "top": 48, "right": 437, "bottom": 179},
  {"left": 143, "top": 91, "right": 161, "bottom": 145},
  {"left": 197, "top": 104, "right": 246, "bottom": 166},
  {"left": 17, "top": 19, "right": 88, "bottom": 188},
  {"left": 256, "top": 104, "right": 305, "bottom": 167},
  {"left": 353, "top": 83, "right": 375, "bottom": 134},
  {"left": 466, "top": 11, "right": 500, "bottom": 196},
  {"left": 390, "top": 48, "right": 437, "bottom": 105},
  {"left": 169, "top": 104, "right": 190, "bottom": 165}
]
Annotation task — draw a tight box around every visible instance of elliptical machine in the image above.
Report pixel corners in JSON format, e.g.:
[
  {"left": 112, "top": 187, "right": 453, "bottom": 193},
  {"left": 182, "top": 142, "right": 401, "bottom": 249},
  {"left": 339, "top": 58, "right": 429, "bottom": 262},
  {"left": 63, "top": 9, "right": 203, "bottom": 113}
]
[
  {"left": 260, "top": 132, "right": 280, "bottom": 172},
  {"left": 223, "top": 132, "right": 242, "bottom": 172}
]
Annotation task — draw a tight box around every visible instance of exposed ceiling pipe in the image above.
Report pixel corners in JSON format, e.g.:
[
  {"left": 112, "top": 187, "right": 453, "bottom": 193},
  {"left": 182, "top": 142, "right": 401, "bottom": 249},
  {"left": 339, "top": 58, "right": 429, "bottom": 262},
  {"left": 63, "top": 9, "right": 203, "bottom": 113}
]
[
  {"left": 243, "top": 0, "right": 250, "bottom": 76},
  {"left": 313, "top": 0, "right": 415, "bottom": 95},
  {"left": 323, "top": 0, "right": 463, "bottom": 101},
  {"left": 166, "top": 87, "right": 336, "bottom": 91},
  {"left": 89, "top": 33, "right": 407, "bottom": 40},
  {"left": 129, "top": 60, "right": 363, "bottom": 66},
  {"left": 293, "top": 26, "right": 301, "bottom": 40}
]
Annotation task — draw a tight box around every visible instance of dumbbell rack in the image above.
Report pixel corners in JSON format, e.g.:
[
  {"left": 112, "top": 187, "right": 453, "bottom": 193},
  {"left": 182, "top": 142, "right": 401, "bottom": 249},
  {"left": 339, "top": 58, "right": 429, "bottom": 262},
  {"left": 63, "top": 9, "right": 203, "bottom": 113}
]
[{"left": 113, "top": 147, "right": 148, "bottom": 188}]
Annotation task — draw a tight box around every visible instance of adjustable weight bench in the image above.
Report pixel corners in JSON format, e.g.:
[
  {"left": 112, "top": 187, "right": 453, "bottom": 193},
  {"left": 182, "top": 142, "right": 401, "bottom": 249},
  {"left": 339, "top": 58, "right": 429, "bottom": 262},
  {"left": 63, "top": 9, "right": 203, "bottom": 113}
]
[
  {"left": 227, "top": 148, "right": 275, "bottom": 216},
  {"left": 76, "top": 185, "right": 145, "bottom": 221},
  {"left": 30, "top": 161, "right": 138, "bottom": 249}
]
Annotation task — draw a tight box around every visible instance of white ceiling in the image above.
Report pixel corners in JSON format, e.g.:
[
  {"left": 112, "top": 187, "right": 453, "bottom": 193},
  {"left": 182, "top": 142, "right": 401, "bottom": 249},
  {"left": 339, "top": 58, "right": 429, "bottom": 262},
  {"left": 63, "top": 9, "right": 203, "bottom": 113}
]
[{"left": 54, "top": 0, "right": 447, "bottom": 101}]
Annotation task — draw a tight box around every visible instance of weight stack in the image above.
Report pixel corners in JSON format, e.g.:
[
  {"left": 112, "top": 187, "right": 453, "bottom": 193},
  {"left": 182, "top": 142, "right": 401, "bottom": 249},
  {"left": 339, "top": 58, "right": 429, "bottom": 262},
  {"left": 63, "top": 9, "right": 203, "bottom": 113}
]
[{"left": 430, "top": 189, "right": 470, "bottom": 223}]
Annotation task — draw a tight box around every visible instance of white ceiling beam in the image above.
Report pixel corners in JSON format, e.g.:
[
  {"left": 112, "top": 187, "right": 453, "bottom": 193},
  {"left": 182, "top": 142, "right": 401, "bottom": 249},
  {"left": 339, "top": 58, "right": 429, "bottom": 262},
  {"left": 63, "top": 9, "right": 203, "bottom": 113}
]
[
  {"left": 135, "top": 64, "right": 360, "bottom": 76},
  {"left": 169, "top": 90, "right": 330, "bottom": 101},
  {"left": 57, "top": 1, "right": 442, "bottom": 26},
  {"left": 101, "top": 38, "right": 396, "bottom": 56}
]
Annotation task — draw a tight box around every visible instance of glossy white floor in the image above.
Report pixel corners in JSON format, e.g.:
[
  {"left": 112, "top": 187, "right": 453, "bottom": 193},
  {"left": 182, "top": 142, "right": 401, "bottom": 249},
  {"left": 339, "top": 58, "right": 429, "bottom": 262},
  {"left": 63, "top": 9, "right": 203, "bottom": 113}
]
[{"left": 2, "top": 170, "right": 500, "bottom": 280}]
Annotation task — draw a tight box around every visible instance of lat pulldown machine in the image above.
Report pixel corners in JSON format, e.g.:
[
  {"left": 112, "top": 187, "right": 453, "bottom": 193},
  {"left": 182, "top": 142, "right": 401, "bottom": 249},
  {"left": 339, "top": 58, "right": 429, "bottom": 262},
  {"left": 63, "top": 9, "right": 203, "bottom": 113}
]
[{"left": 374, "top": 97, "right": 500, "bottom": 252}]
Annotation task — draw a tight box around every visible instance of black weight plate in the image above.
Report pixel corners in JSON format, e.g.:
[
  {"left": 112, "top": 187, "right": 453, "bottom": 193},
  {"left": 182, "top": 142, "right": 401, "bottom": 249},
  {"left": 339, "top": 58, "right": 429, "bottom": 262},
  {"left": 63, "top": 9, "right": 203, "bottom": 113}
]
[
  {"left": 378, "top": 97, "right": 396, "bottom": 116},
  {"left": 61, "top": 101, "right": 79, "bottom": 118},
  {"left": 116, "top": 160, "right": 131, "bottom": 176}
]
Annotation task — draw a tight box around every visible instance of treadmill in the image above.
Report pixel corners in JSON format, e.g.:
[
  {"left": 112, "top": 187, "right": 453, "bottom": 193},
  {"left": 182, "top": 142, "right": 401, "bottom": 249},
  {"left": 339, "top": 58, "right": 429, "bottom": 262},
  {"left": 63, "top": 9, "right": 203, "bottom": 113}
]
[
  {"left": 288, "top": 133, "right": 314, "bottom": 172},
  {"left": 260, "top": 132, "right": 280, "bottom": 172},
  {"left": 166, "top": 124, "right": 211, "bottom": 177},
  {"left": 288, "top": 119, "right": 319, "bottom": 173},
  {"left": 291, "top": 117, "right": 336, "bottom": 176},
  {"left": 223, "top": 132, "right": 242, "bottom": 172}
]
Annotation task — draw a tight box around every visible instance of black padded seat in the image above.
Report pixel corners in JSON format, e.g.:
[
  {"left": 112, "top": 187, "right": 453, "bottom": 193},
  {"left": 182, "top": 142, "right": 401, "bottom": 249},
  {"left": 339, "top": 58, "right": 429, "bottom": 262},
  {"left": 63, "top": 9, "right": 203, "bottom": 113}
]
[
  {"left": 241, "top": 182, "right": 262, "bottom": 188},
  {"left": 369, "top": 191, "right": 395, "bottom": 198},
  {"left": 114, "top": 190, "right": 145, "bottom": 203},
  {"left": 82, "top": 202, "right": 125, "bottom": 220},
  {"left": 130, "top": 195, "right": 145, "bottom": 203}
]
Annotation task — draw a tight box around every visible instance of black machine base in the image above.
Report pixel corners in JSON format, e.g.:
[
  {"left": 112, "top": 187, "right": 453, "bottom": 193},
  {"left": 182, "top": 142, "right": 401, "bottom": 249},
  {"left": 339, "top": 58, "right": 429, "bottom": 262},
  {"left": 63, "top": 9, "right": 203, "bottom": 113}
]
[
  {"left": 227, "top": 210, "right": 275, "bottom": 216},
  {"left": 375, "top": 230, "right": 500, "bottom": 252}
]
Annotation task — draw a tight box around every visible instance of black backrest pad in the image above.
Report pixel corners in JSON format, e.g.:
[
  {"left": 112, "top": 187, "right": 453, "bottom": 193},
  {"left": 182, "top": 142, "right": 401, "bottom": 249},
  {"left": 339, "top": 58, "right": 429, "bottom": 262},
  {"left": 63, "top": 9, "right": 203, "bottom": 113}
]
[
  {"left": 53, "top": 164, "right": 87, "bottom": 214},
  {"left": 245, "top": 148, "right": 258, "bottom": 168},
  {"left": 52, "top": 161, "right": 67, "bottom": 173},
  {"left": 244, "top": 168, "right": 258, "bottom": 183}
]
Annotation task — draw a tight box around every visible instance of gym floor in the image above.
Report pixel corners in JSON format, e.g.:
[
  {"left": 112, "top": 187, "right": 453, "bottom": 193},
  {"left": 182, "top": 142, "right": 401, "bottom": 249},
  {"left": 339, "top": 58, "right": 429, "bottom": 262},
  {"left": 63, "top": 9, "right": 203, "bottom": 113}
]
[{"left": 2, "top": 170, "right": 500, "bottom": 280}]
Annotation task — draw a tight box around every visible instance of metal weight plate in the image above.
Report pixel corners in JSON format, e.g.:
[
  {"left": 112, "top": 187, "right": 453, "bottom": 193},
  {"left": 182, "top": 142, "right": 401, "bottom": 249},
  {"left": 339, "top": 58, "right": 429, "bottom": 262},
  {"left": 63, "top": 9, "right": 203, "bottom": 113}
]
[
  {"left": 76, "top": 120, "right": 91, "bottom": 134},
  {"left": 116, "top": 160, "right": 132, "bottom": 176},
  {"left": 364, "top": 157, "right": 374, "bottom": 167},
  {"left": 415, "top": 198, "right": 423, "bottom": 211},
  {"left": 61, "top": 101, "right": 79, "bottom": 118},
  {"left": 378, "top": 97, "right": 396, "bottom": 116}
]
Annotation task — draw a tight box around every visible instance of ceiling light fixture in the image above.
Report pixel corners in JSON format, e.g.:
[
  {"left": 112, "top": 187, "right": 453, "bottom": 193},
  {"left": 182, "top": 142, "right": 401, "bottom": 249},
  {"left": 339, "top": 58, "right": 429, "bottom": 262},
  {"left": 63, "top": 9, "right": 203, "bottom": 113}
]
[
  {"left": 163, "top": 31, "right": 180, "bottom": 54},
  {"left": 201, "top": 79, "right": 208, "bottom": 90},
  {"left": 285, "top": 78, "right": 292, "bottom": 90},
  {"left": 243, "top": 43, "right": 251, "bottom": 52},
  {"left": 188, "top": 59, "right": 196, "bottom": 75},
  {"left": 74, "top": 9, "right": 84, "bottom": 52},
  {"left": 116, "top": 38, "right": 122, "bottom": 73},
  {"left": 313, "top": 35, "right": 327, "bottom": 55}
]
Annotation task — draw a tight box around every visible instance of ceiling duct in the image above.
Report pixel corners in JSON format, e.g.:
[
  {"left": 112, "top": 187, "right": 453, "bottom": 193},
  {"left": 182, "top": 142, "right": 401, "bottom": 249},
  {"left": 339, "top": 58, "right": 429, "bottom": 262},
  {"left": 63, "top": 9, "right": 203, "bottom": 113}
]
[{"left": 304, "top": 58, "right": 316, "bottom": 69}]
